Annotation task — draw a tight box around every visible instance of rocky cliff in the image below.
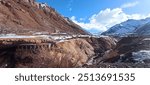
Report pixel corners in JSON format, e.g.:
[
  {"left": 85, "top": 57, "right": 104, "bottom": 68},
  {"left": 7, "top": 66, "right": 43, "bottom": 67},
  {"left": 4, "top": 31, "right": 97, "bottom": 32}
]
[
  {"left": 0, "top": 36, "right": 116, "bottom": 68},
  {"left": 0, "top": 0, "right": 88, "bottom": 34},
  {"left": 1, "top": 35, "right": 150, "bottom": 68}
]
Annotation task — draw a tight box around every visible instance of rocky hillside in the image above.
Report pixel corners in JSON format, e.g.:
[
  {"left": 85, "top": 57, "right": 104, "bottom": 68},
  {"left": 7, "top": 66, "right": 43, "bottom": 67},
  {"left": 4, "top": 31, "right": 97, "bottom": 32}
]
[
  {"left": 84, "top": 36, "right": 150, "bottom": 68},
  {"left": 0, "top": 0, "right": 88, "bottom": 34}
]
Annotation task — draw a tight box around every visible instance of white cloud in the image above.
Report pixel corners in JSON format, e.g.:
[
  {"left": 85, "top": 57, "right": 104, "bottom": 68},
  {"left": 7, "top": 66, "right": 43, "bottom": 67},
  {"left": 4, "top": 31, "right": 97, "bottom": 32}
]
[
  {"left": 71, "top": 16, "right": 107, "bottom": 31},
  {"left": 121, "top": 1, "right": 139, "bottom": 8},
  {"left": 79, "top": 18, "right": 85, "bottom": 21},
  {"left": 70, "top": 8, "right": 150, "bottom": 32}
]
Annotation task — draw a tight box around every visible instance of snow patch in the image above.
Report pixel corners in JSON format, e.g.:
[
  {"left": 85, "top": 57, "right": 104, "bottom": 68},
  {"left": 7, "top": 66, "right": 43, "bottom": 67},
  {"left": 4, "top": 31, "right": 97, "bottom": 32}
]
[
  {"left": 132, "top": 50, "right": 150, "bottom": 62},
  {"left": 103, "top": 18, "right": 150, "bottom": 36}
]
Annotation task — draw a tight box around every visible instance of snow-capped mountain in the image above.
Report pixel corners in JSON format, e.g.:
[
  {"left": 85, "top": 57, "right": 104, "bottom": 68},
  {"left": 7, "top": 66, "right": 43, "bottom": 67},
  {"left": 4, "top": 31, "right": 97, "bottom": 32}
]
[
  {"left": 134, "top": 22, "right": 150, "bottom": 35},
  {"left": 102, "top": 18, "right": 150, "bottom": 36}
]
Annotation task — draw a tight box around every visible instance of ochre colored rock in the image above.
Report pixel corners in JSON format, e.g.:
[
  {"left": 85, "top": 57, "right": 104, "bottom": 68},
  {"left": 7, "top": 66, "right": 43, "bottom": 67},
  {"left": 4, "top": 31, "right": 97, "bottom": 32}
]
[
  {"left": 0, "top": 37, "right": 116, "bottom": 68},
  {"left": 0, "top": 0, "right": 88, "bottom": 34},
  {"left": 14, "top": 38, "right": 95, "bottom": 68}
]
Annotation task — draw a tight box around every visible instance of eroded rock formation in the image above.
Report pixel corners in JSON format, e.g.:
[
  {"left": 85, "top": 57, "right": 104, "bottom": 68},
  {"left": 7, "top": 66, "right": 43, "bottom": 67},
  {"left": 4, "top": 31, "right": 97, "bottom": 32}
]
[{"left": 0, "top": 36, "right": 116, "bottom": 68}]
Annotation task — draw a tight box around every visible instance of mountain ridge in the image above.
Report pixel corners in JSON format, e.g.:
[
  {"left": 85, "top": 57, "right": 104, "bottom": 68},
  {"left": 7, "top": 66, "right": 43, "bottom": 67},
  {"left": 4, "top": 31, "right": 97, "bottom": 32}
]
[
  {"left": 102, "top": 17, "right": 150, "bottom": 36},
  {"left": 0, "top": 0, "right": 89, "bottom": 35},
  {"left": 134, "top": 22, "right": 150, "bottom": 35}
]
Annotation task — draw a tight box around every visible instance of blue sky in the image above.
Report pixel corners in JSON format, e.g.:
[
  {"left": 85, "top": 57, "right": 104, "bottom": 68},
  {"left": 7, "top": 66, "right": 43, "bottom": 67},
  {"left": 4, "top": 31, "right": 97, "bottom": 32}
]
[{"left": 37, "top": 0, "right": 150, "bottom": 34}]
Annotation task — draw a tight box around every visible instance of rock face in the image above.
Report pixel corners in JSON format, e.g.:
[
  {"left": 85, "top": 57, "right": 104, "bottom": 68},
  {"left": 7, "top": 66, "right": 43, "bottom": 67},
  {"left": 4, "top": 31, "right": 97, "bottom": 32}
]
[
  {"left": 15, "top": 38, "right": 95, "bottom": 68},
  {"left": 0, "top": 0, "right": 88, "bottom": 34},
  {"left": 0, "top": 36, "right": 116, "bottom": 68},
  {"left": 97, "top": 36, "right": 150, "bottom": 63},
  {"left": 84, "top": 36, "right": 150, "bottom": 68},
  {"left": 1, "top": 35, "right": 150, "bottom": 68}
]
